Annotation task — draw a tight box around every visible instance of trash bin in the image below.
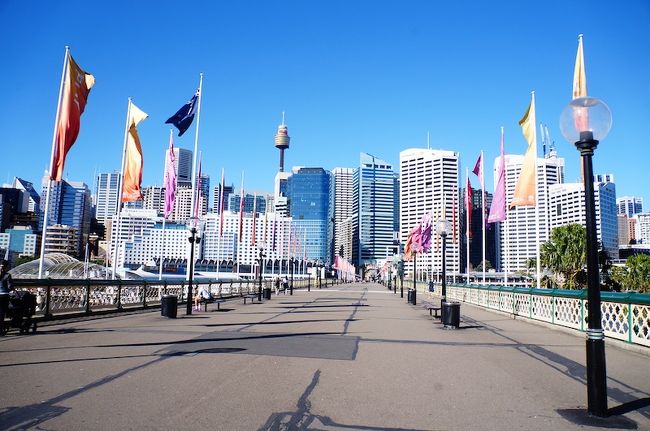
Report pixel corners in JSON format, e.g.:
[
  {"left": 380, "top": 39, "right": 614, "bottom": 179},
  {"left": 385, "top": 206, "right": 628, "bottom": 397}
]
[
  {"left": 263, "top": 287, "right": 272, "bottom": 300},
  {"left": 407, "top": 288, "right": 417, "bottom": 305},
  {"left": 442, "top": 301, "right": 460, "bottom": 329},
  {"left": 161, "top": 294, "right": 178, "bottom": 318}
]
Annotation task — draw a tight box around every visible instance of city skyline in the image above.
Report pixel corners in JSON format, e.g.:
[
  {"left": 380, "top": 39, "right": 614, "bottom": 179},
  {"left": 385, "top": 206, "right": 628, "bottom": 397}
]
[{"left": 2, "top": 1, "right": 649, "bottom": 206}]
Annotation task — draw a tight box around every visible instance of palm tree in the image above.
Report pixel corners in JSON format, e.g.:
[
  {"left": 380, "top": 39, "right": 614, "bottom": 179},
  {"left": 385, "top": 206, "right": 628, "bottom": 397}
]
[
  {"left": 540, "top": 224, "right": 586, "bottom": 289},
  {"left": 612, "top": 254, "right": 650, "bottom": 293}
]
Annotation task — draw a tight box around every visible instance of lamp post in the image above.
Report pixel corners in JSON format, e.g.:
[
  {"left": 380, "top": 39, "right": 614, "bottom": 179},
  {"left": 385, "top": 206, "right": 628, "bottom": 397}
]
[
  {"left": 289, "top": 255, "right": 294, "bottom": 295},
  {"left": 186, "top": 217, "right": 202, "bottom": 316},
  {"left": 436, "top": 218, "right": 451, "bottom": 304},
  {"left": 560, "top": 96, "right": 612, "bottom": 417},
  {"left": 258, "top": 242, "right": 266, "bottom": 302}
]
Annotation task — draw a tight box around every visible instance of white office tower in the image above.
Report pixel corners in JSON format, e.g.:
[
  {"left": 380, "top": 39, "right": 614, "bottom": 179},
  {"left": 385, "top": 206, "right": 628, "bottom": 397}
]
[
  {"left": 143, "top": 186, "right": 165, "bottom": 215},
  {"left": 169, "top": 185, "right": 207, "bottom": 222},
  {"left": 549, "top": 181, "right": 619, "bottom": 260},
  {"left": 122, "top": 220, "right": 191, "bottom": 269},
  {"left": 399, "top": 148, "right": 459, "bottom": 279},
  {"left": 95, "top": 172, "right": 121, "bottom": 226},
  {"left": 497, "top": 152, "right": 564, "bottom": 272},
  {"left": 331, "top": 167, "right": 354, "bottom": 261},
  {"left": 202, "top": 211, "right": 293, "bottom": 268},
  {"left": 633, "top": 213, "right": 650, "bottom": 245},
  {"left": 617, "top": 196, "right": 643, "bottom": 218},
  {"left": 110, "top": 209, "right": 158, "bottom": 269},
  {"left": 165, "top": 147, "right": 193, "bottom": 186}
]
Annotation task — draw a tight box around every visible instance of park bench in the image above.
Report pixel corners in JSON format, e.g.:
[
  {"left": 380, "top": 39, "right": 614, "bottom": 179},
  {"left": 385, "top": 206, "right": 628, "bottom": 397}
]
[
  {"left": 422, "top": 301, "right": 442, "bottom": 319},
  {"left": 199, "top": 296, "right": 226, "bottom": 312},
  {"left": 243, "top": 293, "right": 258, "bottom": 304}
]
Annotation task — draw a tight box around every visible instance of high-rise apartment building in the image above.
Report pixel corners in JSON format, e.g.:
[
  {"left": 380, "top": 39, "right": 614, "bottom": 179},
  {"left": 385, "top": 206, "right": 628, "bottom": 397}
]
[
  {"left": 497, "top": 152, "right": 564, "bottom": 272},
  {"left": 352, "top": 153, "right": 397, "bottom": 269},
  {"left": 95, "top": 172, "right": 121, "bottom": 229},
  {"left": 165, "top": 147, "right": 193, "bottom": 186},
  {"left": 331, "top": 167, "right": 354, "bottom": 263},
  {"left": 633, "top": 213, "right": 650, "bottom": 245},
  {"left": 212, "top": 183, "right": 234, "bottom": 213},
  {"left": 41, "top": 177, "right": 93, "bottom": 258},
  {"left": 400, "top": 148, "right": 459, "bottom": 279},
  {"left": 617, "top": 196, "right": 643, "bottom": 218},
  {"left": 549, "top": 180, "right": 619, "bottom": 259}
]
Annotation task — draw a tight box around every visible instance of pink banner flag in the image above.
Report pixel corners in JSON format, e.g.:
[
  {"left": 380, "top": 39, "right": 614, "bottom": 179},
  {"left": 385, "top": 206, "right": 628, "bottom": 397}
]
[
  {"left": 488, "top": 128, "right": 507, "bottom": 223},
  {"left": 163, "top": 133, "right": 176, "bottom": 218},
  {"left": 472, "top": 153, "right": 483, "bottom": 187}
]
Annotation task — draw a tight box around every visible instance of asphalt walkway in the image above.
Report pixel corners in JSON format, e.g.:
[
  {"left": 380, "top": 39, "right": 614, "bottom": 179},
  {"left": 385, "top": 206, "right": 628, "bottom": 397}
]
[{"left": 0, "top": 282, "right": 648, "bottom": 431}]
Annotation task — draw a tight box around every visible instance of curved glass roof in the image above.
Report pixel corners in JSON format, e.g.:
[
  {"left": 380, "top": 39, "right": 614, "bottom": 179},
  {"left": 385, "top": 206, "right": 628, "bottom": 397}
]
[{"left": 9, "top": 253, "right": 140, "bottom": 280}]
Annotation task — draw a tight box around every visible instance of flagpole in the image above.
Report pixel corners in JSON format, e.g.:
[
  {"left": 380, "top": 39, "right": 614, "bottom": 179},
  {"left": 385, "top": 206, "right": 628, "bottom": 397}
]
[
  {"left": 466, "top": 168, "right": 470, "bottom": 284},
  {"left": 189, "top": 73, "right": 203, "bottom": 229},
  {"left": 158, "top": 217, "right": 166, "bottom": 280},
  {"left": 39, "top": 46, "right": 69, "bottom": 279},
  {"left": 501, "top": 127, "right": 509, "bottom": 287},
  {"left": 112, "top": 98, "right": 132, "bottom": 280},
  {"left": 481, "top": 150, "right": 486, "bottom": 285},
  {"left": 532, "top": 91, "right": 541, "bottom": 289}
]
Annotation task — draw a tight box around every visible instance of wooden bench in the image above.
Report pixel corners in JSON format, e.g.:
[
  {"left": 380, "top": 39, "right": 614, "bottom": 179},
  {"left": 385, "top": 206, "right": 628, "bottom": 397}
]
[
  {"left": 199, "top": 296, "right": 226, "bottom": 312},
  {"left": 243, "top": 294, "right": 258, "bottom": 304},
  {"left": 422, "top": 302, "right": 442, "bottom": 319}
]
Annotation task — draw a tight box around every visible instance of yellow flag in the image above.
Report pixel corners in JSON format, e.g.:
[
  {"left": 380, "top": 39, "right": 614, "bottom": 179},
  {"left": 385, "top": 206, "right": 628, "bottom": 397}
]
[
  {"left": 510, "top": 95, "right": 537, "bottom": 208},
  {"left": 122, "top": 102, "right": 148, "bottom": 202},
  {"left": 572, "top": 34, "right": 587, "bottom": 99}
]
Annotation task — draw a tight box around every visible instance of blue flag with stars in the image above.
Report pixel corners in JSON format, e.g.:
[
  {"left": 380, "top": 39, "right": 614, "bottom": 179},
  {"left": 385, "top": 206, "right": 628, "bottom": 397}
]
[{"left": 165, "top": 90, "right": 199, "bottom": 136}]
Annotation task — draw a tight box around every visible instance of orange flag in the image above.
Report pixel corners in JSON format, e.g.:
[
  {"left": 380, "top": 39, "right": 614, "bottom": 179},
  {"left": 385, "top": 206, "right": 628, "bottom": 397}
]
[
  {"left": 510, "top": 94, "right": 537, "bottom": 208},
  {"left": 50, "top": 53, "right": 95, "bottom": 181},
  {"left": 122, "top": 102, "right": 148, "bottom": 202}
]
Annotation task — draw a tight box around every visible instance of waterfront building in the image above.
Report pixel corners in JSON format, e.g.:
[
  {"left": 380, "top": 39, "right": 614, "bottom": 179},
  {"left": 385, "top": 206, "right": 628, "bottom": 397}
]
[
  {"left": 331, "top": 167, "right": 354, "bottom": 263},
  {"left": 496, "top": 152, "right": 564, "bottom": 272},
  {"left": 399, "top": 148, "right": 459, "bottom": 280},
  {"left": 354, "top": 152, "right": 397, "bottom": 269},
  {"left": 617, "top": 196, "right": 643, "bottom": 218},
  {"left": 549, "top": 180, "right": 619, "bottom": 260}
]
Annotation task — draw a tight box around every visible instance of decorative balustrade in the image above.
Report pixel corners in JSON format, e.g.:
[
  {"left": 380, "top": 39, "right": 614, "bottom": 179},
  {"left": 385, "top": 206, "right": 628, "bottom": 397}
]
[
  {"left": 439, "top": 284, "right": 650, "bottom": 348},
  {"left": 11, "top": 277, "right": 319, "bottom": 321}
]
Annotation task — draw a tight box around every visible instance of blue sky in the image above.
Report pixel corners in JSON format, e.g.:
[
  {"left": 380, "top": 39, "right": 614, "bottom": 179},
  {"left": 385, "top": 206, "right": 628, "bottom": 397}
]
[{"left": 1, "top": 1, "right": 649, "bottom": 207}]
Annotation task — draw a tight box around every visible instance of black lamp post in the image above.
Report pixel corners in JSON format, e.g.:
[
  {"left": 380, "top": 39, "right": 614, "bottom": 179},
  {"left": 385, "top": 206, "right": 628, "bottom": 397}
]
[
  {"left": 258, "top": 242, "right": 266, "bottom": 302},
  {"left": 186, "top": 218, "right": 202, "bottom": 316},
  {"left": 399, "top": 254, "right": 404, "bottom": 298},
  {"left": 436, "top": 218, "right": 451, "bottom": 304},
  {"left": 560, "top": 96, "right": 612, "bottom": 417},
  {"left": 289, "top": 255, "right": 294, "bottom": 295}
]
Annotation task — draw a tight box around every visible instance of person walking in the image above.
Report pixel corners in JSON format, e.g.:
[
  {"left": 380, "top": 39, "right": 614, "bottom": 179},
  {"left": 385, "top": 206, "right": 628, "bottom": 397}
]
[{"left": 0, "top": 260, "right": 14, "bottom": 335}]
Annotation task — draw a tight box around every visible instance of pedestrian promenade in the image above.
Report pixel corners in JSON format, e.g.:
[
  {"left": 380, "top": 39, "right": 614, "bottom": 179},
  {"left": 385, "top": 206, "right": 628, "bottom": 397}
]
[{"left": 0, "top": 282, "right": 648, "bottom": 431}]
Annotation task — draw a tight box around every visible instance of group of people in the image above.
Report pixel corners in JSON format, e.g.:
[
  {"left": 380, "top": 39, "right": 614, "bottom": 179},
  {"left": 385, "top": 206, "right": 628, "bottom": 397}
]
[{"left": 274, "top": 276, "right": 289, "bottom": 295}]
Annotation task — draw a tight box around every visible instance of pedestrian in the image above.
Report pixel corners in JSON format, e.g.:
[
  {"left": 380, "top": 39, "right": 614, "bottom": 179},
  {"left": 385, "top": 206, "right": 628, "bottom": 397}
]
[
  {"left": 282, "top": 276, "right": 289, "bottom": 294},
  {"left": 274, "top": 277, "right": 281, "bottom": 295},
  {"left": 194, "top": 285, "right": 213, "bottom": 311},
  {"left": 0, "top": 260, "right": 14, "bottom": 335}
]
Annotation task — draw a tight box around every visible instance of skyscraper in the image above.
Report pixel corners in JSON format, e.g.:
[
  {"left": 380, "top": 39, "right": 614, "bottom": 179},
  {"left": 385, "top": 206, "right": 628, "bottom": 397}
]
[
  {"left": 40, "top": 176, "right": 93, "bottom": 258},
  {"left": 400, "top": 148, "right": 459, "bottom": 279},
  {"left": 287, "top": 167, "right": 330, "bottom": 262},
  {"left": 331, "top": 167, "right": 354, "bottom": 262},
  {"left": 354, "top": 153, "right": 397, "bottom": 268},
  {"left": 95, "top": 172, "right": 121, "bottom": 229},
  {"left": 617, "top": 196, "right": 643, "bottom": 218},
  {"left": 165, "top": 147, "right": 193, "bottom": 186},
  {"left": 497, "top": 152, "right": 564, "bottom": 272}
]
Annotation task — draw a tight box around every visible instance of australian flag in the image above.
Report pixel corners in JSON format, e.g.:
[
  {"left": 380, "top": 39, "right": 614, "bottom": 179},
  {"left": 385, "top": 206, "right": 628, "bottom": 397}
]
[{"left": 165, "top": 90, "right": 199, "bottom": 136}]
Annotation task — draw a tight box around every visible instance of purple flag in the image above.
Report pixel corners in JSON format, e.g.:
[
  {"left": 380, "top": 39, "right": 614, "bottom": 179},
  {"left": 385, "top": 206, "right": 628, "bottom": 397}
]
[
  {"left": 488, "top": 129, "right": 506, "bottom": 223},
  {"left": 419, "top": 210, "right": 434, "bottom": 252},
  {"left": 163, "top": 134, "right": 176, "bottom": 218}
]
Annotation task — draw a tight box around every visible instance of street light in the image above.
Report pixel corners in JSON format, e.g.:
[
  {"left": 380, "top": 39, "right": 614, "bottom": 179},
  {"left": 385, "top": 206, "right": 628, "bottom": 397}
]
[
  {"left": 186, "top": 217, "right": 202, "bottom": 316},
  {"left": 436, "top": 218, "right": 451, "bottom": 304},
  {"left": 560, "top": 96, "right": 612, "bottom": 417},
  {"left": 258, "top": 242, "right": 266, "bottom": 302},
  {"left": 289, "top": 254, "right": 294, "bottom": 295}
]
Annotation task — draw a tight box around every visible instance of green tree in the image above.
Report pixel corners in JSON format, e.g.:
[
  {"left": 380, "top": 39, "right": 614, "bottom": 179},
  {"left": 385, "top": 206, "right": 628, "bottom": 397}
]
[
  {"left": 612, "top": 254, "right": 650, "bottom": 293},
  {"left": 540, "top": 224, "right": 587, "bottom": 289},
  {"left": 476, "top": 260, "right": 493, "bottom": 272}
]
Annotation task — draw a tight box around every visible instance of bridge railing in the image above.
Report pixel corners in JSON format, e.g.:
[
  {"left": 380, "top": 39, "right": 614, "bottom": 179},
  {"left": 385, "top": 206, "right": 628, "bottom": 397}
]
[{"left": 439, "top": 284, "right": 650, "bottom": 348}]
